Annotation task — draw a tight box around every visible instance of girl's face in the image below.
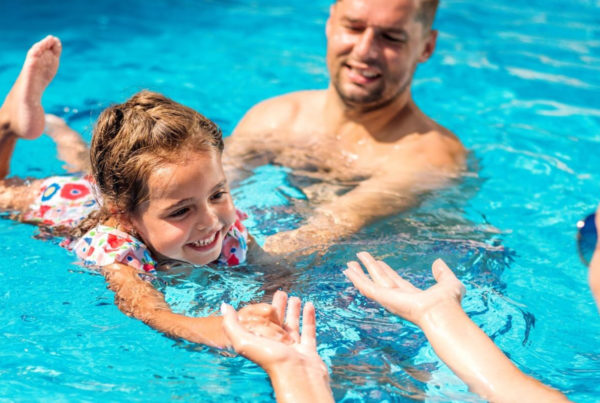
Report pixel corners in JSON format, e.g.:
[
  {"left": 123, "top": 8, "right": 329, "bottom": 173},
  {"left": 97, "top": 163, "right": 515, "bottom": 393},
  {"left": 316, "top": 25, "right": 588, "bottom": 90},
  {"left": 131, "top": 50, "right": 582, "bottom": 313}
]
[{"left": 129, "top": 150, "right": 236, "bottom": 266}]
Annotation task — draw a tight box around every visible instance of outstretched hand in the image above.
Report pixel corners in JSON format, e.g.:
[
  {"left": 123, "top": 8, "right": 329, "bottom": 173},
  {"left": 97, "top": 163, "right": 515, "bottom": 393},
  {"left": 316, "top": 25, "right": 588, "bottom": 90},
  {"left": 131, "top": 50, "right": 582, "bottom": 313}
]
[
  {"left": 343, "top": 251, "right": 465, "bottom": 328},
  {"left": 222, "top": 291, "right": 327, "bottom": 377}
]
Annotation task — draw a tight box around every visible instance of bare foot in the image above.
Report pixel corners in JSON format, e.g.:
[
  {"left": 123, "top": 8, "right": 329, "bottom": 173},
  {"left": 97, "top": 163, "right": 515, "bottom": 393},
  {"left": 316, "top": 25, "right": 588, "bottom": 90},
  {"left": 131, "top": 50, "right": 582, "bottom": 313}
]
[{"left": 0, "top": 35, "right": 62, "bottom": 140}]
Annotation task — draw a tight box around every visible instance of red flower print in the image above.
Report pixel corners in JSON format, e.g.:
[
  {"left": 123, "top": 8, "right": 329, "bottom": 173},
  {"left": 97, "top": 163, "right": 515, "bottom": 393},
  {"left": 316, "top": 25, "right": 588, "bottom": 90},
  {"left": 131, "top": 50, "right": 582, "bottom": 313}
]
[
  {"left": 39, "top": 205, "right": 51, "bottom": 217},
  {"left": 106, "top": 234, "right": 129, "bottom": 250},
  {"left": 60, "top": 183, "right": 90, "bottom": 200}
]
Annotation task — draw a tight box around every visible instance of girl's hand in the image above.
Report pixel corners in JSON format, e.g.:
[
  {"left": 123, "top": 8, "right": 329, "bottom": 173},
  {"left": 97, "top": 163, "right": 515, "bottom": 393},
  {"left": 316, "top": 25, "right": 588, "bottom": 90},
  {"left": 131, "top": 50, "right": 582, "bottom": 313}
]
[
  {"left": 343, "top": 251, "right": 465, "bottom": 328},
  {"left": 222, "top": 291, "right": 327, "bottom": 378},
  {"left": 236, "top": 302, "right": 293, "bottom": 344}
]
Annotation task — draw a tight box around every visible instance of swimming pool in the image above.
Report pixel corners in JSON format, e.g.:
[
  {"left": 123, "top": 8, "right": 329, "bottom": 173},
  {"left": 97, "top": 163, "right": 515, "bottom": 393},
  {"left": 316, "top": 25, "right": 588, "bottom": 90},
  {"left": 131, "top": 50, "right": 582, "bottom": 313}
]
[{"left": 1, "top": 0, "right": 599, "bottom": 401}]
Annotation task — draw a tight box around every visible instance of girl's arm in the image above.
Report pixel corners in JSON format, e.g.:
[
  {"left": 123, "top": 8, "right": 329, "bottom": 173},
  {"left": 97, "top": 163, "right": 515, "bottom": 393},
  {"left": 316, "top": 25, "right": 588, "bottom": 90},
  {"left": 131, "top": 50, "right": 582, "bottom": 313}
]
[
  {"left": 344, "top": 252, "right": 569, "bottom": 403},
  {"left": 102, "top": 263, "right": 288, "bottom": 348}
]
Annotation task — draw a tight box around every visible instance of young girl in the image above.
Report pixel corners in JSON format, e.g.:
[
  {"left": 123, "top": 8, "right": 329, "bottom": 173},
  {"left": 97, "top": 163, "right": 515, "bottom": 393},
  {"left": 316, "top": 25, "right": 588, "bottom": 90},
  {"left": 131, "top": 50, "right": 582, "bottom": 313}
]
[{"left": 0, "top": 36, "right": 287, "bottom": 348}]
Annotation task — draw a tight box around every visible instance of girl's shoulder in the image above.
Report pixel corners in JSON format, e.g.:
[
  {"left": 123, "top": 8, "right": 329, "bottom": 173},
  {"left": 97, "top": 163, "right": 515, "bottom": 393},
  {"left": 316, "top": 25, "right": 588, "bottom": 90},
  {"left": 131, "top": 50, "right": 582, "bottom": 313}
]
[{"left": 67, "top": 224, "right": 156, "bottom": 273}]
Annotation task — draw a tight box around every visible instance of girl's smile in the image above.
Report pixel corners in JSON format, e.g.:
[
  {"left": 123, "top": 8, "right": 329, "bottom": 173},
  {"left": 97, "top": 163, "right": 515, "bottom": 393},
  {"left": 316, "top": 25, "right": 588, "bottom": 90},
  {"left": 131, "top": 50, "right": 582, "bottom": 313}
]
[{"left": 129, "top": 150, "right": 236, "bottom": 266}]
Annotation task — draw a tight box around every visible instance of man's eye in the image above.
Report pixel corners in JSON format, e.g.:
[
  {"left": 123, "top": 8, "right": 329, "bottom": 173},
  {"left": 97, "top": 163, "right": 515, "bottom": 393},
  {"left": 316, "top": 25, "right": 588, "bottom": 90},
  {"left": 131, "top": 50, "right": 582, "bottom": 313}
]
[
  {"left": 383, "top": 33, "right": 406, "bottom": 43},
  {"left": 345, "top": 25, "right": 363, "bottom": 32},
  {"left": 169, "top": 207, "right": 190, "bottom": 218}
]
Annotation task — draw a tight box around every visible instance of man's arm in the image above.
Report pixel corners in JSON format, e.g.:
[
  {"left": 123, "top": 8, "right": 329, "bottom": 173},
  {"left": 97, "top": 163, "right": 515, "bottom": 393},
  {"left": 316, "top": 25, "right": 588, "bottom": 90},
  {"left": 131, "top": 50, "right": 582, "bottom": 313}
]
[{"left": 264, "top": 141, "right": 464, "bottom": 254}]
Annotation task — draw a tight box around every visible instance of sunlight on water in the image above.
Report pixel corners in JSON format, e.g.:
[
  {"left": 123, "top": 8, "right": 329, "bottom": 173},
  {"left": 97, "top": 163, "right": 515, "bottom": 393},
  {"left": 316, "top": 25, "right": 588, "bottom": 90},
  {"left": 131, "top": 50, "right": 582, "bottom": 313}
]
[{"left": 0, "top": 0, "right": 599, "bottom": 401}]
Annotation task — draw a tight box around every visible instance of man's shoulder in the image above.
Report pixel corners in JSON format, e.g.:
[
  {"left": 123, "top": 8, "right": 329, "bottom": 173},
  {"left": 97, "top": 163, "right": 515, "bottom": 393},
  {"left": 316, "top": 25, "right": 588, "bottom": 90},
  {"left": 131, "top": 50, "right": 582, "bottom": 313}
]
[
  {"left": 392, "top": 123, "right": 466, "bottom": 172},
  {"left": 234, "top": 90, "right": 325, "bottom": 134}
]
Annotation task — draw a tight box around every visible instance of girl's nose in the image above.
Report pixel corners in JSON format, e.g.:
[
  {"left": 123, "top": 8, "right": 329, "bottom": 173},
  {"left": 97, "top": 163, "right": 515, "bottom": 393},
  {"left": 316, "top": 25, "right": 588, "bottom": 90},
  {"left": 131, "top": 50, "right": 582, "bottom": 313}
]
[{"left": 196, "top": 206, "right": 219, "bottom": 231}]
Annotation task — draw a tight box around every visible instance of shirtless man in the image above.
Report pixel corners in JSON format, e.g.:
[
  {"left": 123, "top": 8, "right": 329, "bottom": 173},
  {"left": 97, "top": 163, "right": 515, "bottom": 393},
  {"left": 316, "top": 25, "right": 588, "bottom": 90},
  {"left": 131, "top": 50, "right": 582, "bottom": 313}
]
[{"left": 226, "top": 0, "right": 466, "bottom": 254}]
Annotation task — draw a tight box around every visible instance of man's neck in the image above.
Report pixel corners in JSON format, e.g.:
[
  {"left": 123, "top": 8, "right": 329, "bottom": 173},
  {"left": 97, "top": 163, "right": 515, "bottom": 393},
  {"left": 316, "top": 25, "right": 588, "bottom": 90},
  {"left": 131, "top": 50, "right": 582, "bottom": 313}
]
[{"left": 322, "top": 86, "right": 416, "bottom": 142}]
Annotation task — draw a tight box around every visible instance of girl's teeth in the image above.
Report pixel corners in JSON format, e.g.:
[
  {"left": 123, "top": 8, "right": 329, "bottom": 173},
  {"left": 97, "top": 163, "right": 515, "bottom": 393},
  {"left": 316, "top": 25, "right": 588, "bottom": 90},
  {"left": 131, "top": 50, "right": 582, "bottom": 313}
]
[{"left": 191, "top": 232, "right": 216, "bottom": 247}]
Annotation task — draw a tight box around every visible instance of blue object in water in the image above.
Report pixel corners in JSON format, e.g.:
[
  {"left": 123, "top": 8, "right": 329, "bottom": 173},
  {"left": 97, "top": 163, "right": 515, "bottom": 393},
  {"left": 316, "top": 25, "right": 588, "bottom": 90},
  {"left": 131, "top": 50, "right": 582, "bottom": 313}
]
[{"left": 577, "top": 213, "right": 597, "bottom": 266}]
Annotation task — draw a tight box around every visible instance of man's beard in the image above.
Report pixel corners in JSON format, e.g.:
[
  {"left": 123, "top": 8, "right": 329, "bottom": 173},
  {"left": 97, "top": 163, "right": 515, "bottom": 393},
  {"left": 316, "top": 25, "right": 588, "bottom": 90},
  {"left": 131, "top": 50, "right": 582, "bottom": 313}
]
[
  {"left": 331, "top": 63, "right": 415, "bottom": 112},
  {"left": 332, "top": 70, "right": 387, "bottom": 109}
]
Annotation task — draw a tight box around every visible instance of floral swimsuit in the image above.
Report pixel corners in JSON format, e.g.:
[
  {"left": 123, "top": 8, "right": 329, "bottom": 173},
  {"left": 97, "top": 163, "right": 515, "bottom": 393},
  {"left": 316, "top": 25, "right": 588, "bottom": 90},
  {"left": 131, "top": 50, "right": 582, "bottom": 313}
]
[{"left": 24, "top": 175, "right": 249, "bottom": 272}]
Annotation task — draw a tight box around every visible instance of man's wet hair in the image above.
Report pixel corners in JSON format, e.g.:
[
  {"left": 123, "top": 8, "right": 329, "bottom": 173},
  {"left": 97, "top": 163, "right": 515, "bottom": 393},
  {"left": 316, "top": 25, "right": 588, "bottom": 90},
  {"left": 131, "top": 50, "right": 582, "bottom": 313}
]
[
  {"left": 334, "top": 0, "right": 440, "bottom": 31},
  {"left": 415, "top": 0, "right": 439, "bottom": 31}
]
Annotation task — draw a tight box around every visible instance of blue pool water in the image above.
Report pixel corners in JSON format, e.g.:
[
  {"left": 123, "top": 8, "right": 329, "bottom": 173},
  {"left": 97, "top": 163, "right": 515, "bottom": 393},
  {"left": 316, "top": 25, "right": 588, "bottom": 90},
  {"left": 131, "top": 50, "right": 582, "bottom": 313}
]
[{"left": 1, "top": 0, "right": 599, "bottom": 401}]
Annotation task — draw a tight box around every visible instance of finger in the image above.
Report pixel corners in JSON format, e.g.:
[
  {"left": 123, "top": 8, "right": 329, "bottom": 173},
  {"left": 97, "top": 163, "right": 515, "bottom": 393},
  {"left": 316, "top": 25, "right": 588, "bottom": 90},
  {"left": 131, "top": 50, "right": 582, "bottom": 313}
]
[
  {"left": 357, "top": 251, "right": 396, "bottom": 287},
  {"left": 300, "top": 302, "right": 317, "bottom": 349},
  {"left": 221, "top": 303, "right": 251, "bottom": 348},
  {"left": 375, "top": 260, "right": 419, "bottom": 292},
  {"left": 285, "top": 296, "right": 301, "bottom": 343},
  {"left": 432, "top": 258, "right": 458, "bottom": 283},
  {"left": 222, "top": 304, "right": 286, "bottom": 360},
  {"left": 271, "top": 290, "right": 288, "bottom": 326},
  {"left": 432, "top": 259, "right": 466, "bottom": 298},
  {"left": 343, "top": 263, "right": 376, "bottom": 299}
]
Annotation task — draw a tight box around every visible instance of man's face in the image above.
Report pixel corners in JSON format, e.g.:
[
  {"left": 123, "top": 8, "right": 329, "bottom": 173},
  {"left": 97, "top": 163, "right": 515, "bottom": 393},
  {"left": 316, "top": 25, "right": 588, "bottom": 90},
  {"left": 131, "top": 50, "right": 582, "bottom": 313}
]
[{"left": 326, "top": 0, "right": 436, "bottom": 110}]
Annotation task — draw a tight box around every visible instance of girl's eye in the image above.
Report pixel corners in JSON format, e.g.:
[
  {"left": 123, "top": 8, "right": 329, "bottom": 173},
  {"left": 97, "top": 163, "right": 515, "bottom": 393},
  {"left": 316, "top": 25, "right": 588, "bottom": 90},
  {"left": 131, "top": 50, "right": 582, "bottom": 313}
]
[
  {"left": 211, "top": 190, "right": 228, "bottom": 201},
  {"left": 169, "top": 207, "right": 190, "bottom": 218}
]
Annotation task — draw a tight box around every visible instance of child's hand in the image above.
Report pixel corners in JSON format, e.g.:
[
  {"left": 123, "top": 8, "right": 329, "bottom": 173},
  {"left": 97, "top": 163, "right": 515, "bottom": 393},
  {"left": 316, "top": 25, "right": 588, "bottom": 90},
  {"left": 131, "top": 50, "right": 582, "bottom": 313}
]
[
  {"left": 222, "top": 291, "right": 328, "bottom": 379},
  {"left": 236, "top": 302, "right": 293, "bottom": 344},
  {"left": 343, "top": 251, "right": 465, "bottom": 328}
]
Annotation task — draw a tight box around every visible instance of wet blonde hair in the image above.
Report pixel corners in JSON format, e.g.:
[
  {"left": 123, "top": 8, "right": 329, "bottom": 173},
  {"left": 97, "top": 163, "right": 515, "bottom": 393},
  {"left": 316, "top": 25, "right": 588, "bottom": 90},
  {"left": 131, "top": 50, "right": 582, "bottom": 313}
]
[{"left": 70, "top": 90, "right": 223, "bottom": 238}]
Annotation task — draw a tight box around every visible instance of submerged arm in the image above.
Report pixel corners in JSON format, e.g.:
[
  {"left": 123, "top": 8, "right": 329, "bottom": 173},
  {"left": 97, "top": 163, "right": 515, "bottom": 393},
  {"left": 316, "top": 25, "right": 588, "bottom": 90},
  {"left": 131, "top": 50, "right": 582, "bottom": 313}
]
[{"left": 263, "top": 168, "right": 453, "bottom": 255}]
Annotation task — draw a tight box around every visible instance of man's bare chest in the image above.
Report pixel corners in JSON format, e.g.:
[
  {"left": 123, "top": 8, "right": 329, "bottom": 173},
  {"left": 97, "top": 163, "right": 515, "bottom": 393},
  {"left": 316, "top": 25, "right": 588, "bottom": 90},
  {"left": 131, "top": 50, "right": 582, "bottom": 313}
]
[{"left": 270, "top": 135, "right": 388, "bottom": 183}]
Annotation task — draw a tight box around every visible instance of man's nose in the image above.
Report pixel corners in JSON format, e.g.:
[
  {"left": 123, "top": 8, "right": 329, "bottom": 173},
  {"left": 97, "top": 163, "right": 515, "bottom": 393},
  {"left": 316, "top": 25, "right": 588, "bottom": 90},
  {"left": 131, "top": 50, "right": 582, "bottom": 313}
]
[{"left": 352, "top": 28, "right": 379, "bottom": 61}]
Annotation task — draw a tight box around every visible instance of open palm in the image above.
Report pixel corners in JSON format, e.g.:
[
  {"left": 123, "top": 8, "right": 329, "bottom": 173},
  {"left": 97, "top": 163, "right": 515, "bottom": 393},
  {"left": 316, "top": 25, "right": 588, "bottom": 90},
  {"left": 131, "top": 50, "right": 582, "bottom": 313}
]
[{"left": 344, "top": 252, "right": 465, "bottom": 327}]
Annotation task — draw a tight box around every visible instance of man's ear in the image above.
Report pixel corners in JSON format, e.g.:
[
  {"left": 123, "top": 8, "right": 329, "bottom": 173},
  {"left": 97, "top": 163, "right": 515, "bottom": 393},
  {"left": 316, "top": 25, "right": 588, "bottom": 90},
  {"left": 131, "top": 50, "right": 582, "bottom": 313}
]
[
  {"left": 326, "top": 4, "right": 336, "bottom": 38},
  {"left": 418, "top": 29, "right": 438, "bottom": 63}
]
